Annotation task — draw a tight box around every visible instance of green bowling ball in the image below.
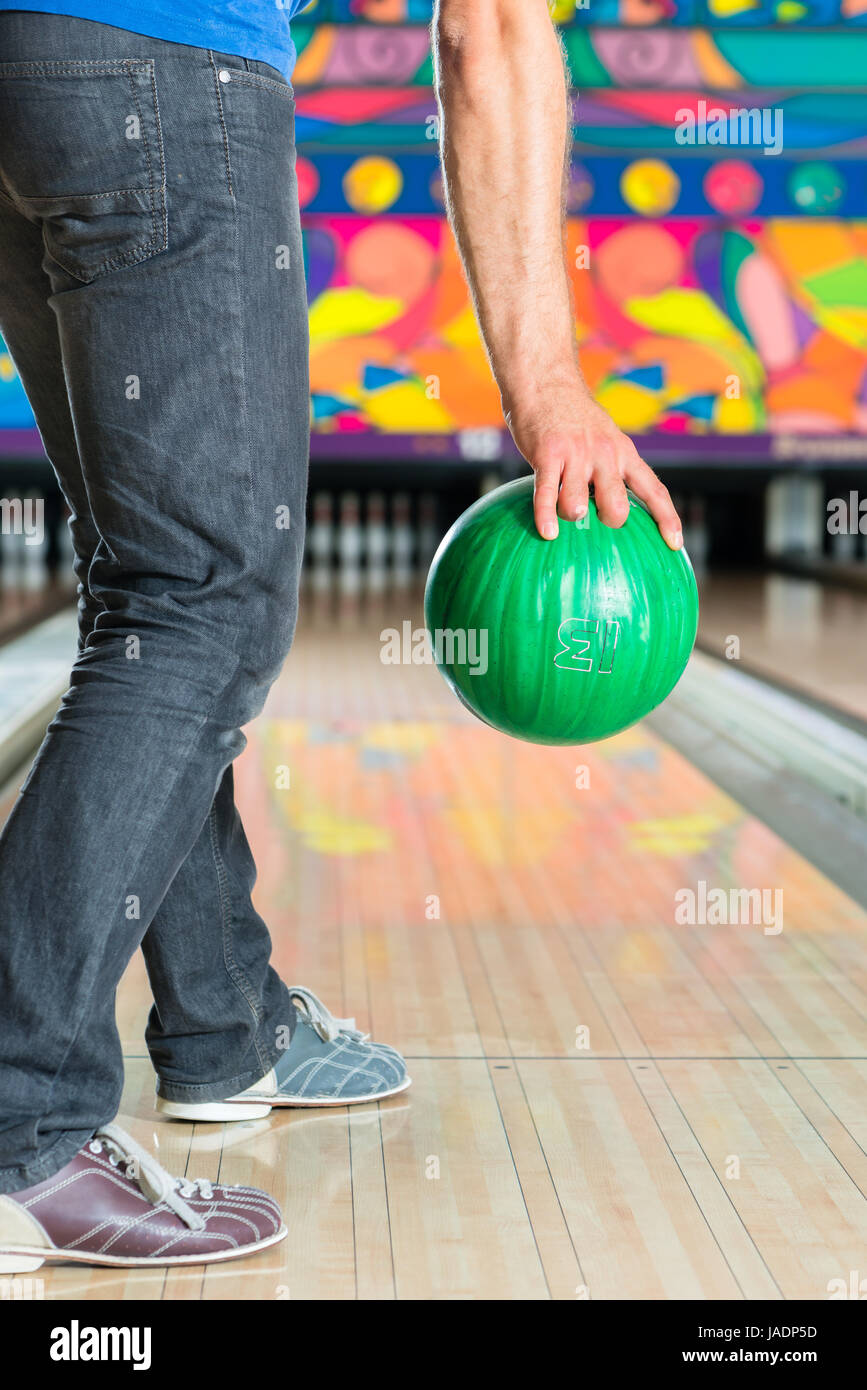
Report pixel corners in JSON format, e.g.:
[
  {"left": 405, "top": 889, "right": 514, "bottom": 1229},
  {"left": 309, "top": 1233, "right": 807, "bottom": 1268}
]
[{"left": 424, "top": 476, "right": 698, "bottom": 745}]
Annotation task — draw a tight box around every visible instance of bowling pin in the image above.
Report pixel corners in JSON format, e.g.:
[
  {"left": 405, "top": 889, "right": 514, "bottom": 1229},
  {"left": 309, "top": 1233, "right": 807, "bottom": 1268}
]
[
  {"left": 364, "top": 491, "right": 389, "bottom": 595},
  {"left": 830, "top": 525, "right": 857, "bottom": 563},
  {"left": 307, "top": 490, "right": 334, "bottom": 595},
  {"left": 827, "top": 489, "right": 857, "bottom": 563},
  {"left": 338, "top": 491, "right": 363, "bottom": 597},
  {"left": 789, "top": 475, "right": 823, "bottom": 556},
  {"left": 766, "top": 474, "right": 823, "bottom": 557},
  {"left": 390, "top": 492, "right": 414, "bottom": 592},
  {"left": 418, "top": 492, "right": 440, "bottom": 575}
]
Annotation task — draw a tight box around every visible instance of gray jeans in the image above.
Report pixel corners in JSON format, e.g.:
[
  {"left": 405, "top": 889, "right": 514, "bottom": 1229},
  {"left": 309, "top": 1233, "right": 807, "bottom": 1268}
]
[{"left": 0, "top": 12, "right": 308, "bottom": 1189}]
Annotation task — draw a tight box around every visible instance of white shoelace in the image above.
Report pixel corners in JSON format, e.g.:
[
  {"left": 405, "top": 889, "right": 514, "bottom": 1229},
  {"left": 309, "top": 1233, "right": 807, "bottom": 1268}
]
[
  {"left": 88, "top": 1123, "right": 209, "bottom": 1230},
  {"left": 288, "top": 986, "right": 369, "bottom": 1044}
]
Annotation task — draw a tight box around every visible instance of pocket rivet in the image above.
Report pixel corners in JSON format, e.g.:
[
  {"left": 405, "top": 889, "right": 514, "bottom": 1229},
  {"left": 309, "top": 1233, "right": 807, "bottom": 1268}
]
[{"left": 218, "top": 69, "right": 231, "bottom": 83}]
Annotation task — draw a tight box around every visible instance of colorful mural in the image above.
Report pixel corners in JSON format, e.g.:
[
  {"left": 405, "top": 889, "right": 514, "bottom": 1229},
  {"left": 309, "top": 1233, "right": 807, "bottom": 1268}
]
[
  {"left": 2, "top": 1, "right": 865, "bottom": 457},
  {"left": 293, "top": 25, "right": 867, "bottom": 90},
  {"left": 293, "top": 91, "right": 867, "bottom": 160},
  {"left": 296, "top": 152, "right": 863, "bottom": 218},
  {"left": 302, "top": 0, "right": 867, "bottom": 25},
  {"left": 304, "top": 215, "right": 867, "bottom": 440}
]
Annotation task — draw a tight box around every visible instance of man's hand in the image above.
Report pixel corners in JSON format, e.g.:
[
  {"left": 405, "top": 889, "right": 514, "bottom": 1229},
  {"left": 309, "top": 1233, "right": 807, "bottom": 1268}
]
[
  {"left": 504, "top": 374, "right": 683, "bottom": 548},
  {"left": 433, "top": 1, "right": 682, "bottom": 550}
]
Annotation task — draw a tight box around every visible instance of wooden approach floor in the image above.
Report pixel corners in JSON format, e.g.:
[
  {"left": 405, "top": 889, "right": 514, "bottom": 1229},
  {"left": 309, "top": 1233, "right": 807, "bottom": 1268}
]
[{"left": 7, "top": 593, "right": 867, "bottom": 1300}]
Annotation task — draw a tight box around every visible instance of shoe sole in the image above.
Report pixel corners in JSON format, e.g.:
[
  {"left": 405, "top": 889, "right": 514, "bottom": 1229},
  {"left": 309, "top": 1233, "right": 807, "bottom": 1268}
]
[
  {"left": 0, "top": 1223, "right": 287, "bottom": 1274},
  {"left": 156, "top": 1098, "right": 275, "bottom": 1122},
  {"left": 157, "top": 1074, "right": 412, "bottom": 1122}
]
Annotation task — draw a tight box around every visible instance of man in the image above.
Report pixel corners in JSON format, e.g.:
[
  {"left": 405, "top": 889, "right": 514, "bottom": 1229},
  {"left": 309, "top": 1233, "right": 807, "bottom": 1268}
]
[{"left": 0, "top": 0, "right": 682, "bottom": 1271}]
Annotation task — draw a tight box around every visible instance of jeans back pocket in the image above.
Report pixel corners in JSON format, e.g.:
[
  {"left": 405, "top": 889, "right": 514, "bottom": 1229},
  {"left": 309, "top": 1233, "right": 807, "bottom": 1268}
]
[{"left": 0, "top": 58, "right": 167, "bottom": 283}]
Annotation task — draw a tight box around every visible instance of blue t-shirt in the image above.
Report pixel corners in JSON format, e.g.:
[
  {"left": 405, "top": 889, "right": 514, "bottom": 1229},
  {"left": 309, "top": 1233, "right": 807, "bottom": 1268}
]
[{"left": 0, "top": 1, "right": 308, "bottom": 81}]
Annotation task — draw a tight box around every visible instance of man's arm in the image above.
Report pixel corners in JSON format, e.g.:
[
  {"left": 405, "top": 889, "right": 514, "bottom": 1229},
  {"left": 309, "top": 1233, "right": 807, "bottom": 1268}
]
[{"left": 432, "top": 0, "right": 682, "bottom": 548}]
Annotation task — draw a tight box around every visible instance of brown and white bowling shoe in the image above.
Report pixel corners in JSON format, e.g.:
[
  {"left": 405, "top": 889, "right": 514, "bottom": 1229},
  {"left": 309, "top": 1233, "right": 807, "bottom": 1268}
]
[{"left": 0, "top": 1123, "right": 286, "bottom": 1272}]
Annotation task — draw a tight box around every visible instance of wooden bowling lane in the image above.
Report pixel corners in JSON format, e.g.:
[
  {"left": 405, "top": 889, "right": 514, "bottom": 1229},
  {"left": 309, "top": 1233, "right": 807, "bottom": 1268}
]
[
  {"left": 697, "top": 570, "right": 867, "bottom": 724},
  {"left": 5, "top": 591, "right": 866, "bottom": 1300}
]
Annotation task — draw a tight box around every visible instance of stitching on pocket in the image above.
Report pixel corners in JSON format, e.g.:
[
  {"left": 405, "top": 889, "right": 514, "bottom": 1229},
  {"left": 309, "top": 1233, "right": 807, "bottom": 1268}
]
[
  {"left": 147, "top": 56, "right": 167, "bottom": 253},
  {"left": 25, "top": 189, "right": 156, "bottom": 201},
  {"left": 216, "top": 67, "right": 294, "bottom": 101},
  {"left": 0, "top": 60, "right": 156, "bottom": 75},
  {"left": 44, "top": 224, "right": 165, "bottom": 281},
  {"left": 124, "top": 60, "right": 160, "bottom": 259},
  {"left": 14, "top": 57, "right": 169, "bottom": 282}
]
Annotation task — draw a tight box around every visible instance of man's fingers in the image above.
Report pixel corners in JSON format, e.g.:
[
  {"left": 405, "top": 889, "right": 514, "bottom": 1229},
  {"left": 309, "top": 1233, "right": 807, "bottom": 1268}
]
[
  {"left": 592, "top": 466, "right": 630, "bottom": 529},
  {"left": 530, "top": 435, "right": 683, "bottom": 547},
  {"left": 624, "top": 455, "right": 683, "bottom": 549},
  {"left": 557, "top": 456, "right": 590, "bottom": 522},
  {"left": 533, "top": 456, "right": 563, "bottom": 540}
]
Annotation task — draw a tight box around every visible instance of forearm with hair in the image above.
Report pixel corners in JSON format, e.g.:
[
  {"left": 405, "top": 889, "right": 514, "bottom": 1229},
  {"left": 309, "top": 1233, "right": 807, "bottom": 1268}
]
[{"left": 433, "top": 1, "right": 580, "bottom": 412}]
